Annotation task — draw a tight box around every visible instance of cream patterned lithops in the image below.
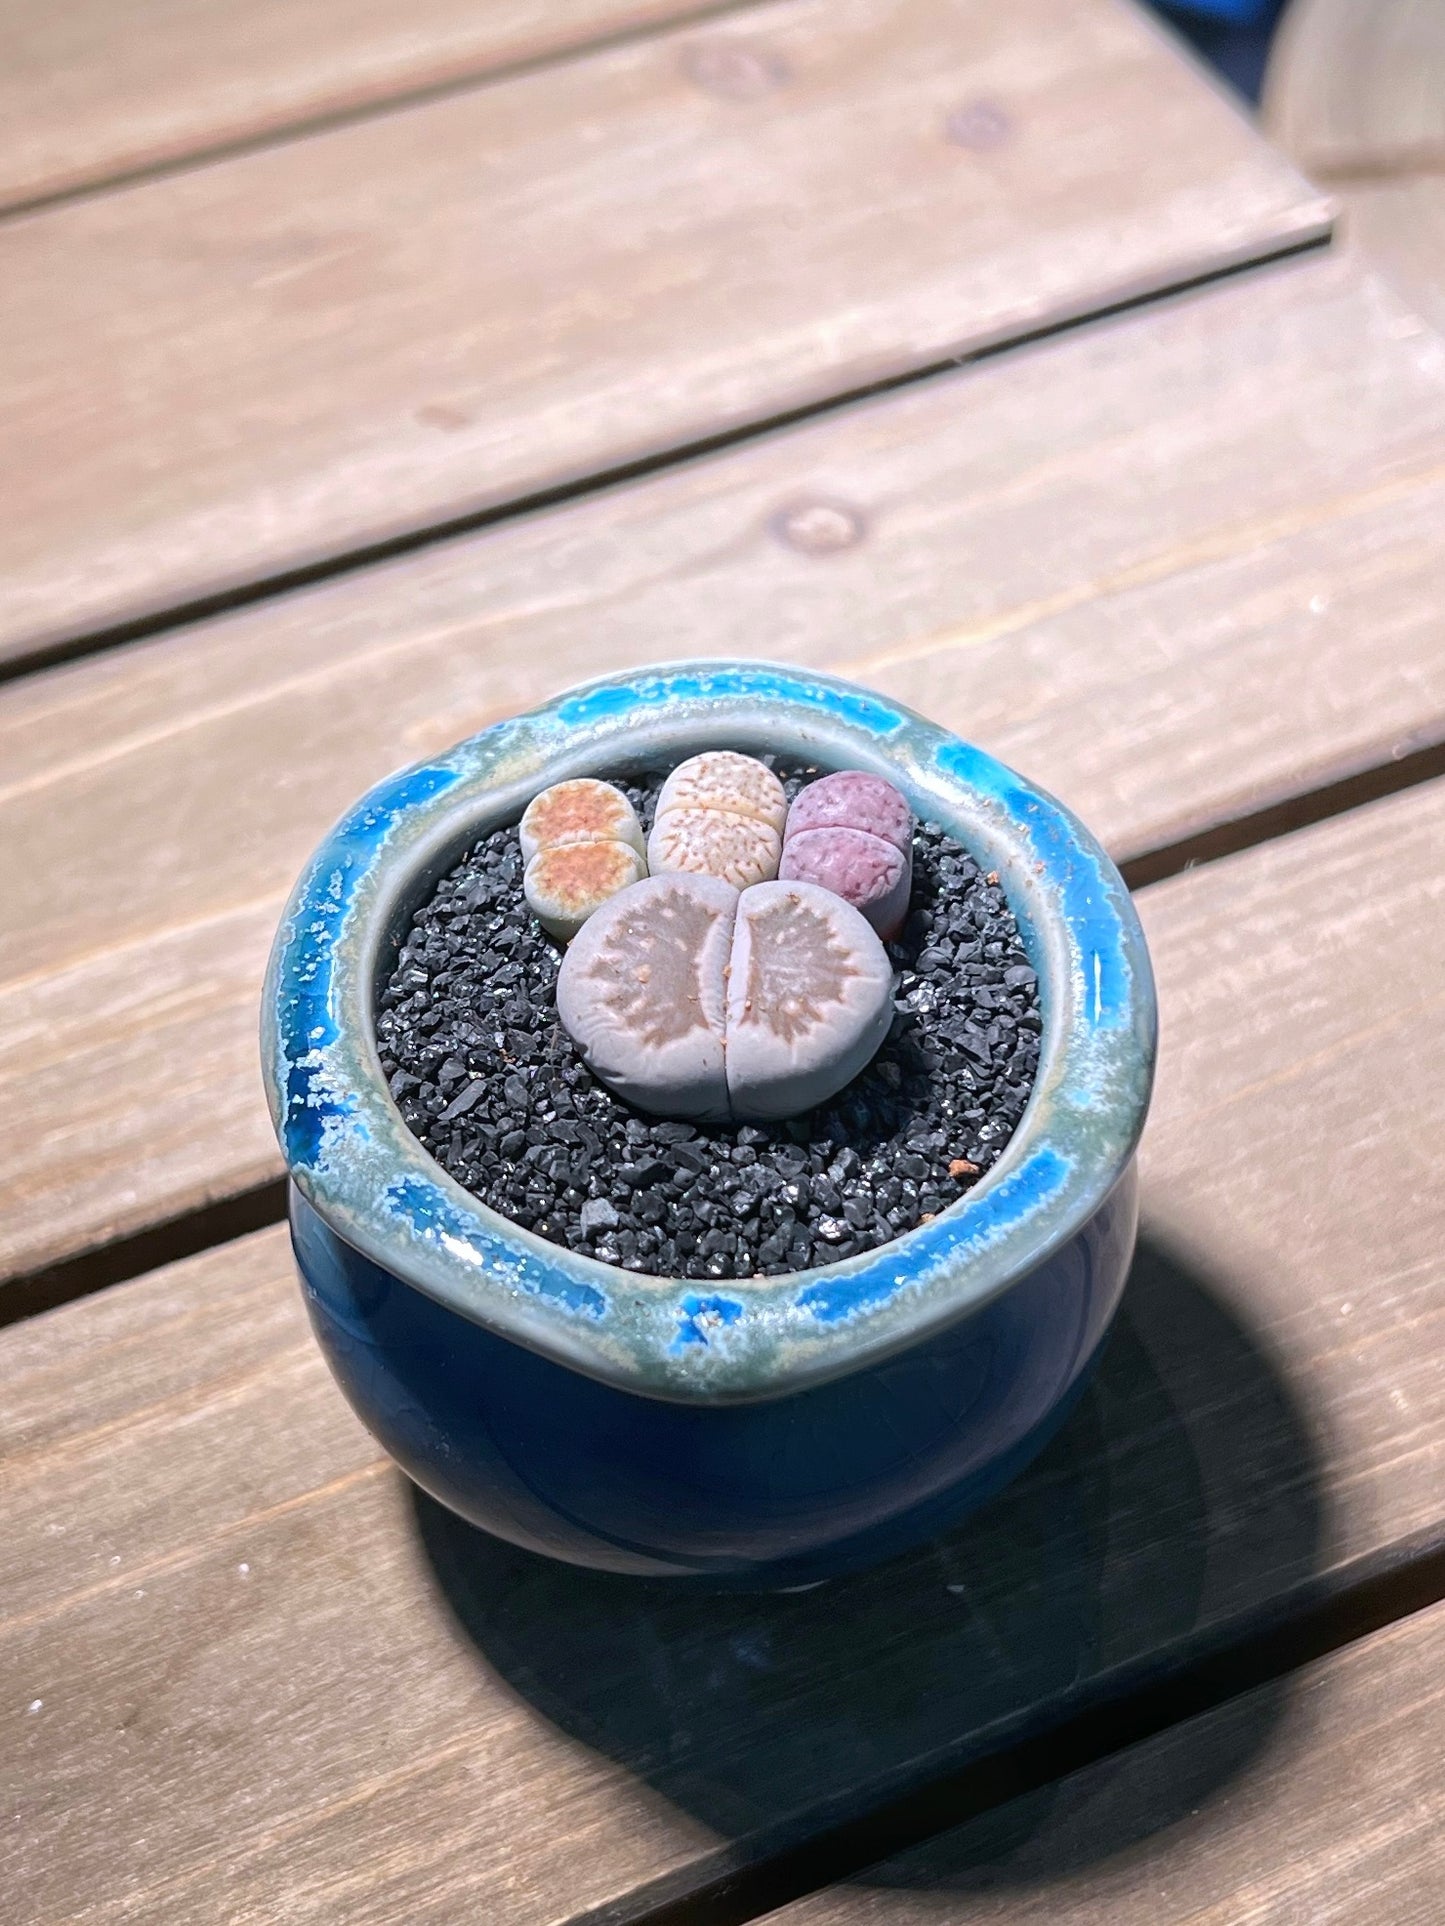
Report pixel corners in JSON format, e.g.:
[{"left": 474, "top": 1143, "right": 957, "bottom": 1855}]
[
  {"left": 647, "top": 751, "right": 785, "bottom": 889},
  {"left": 655, "top": 750, "right": 787, "bottom": 829},
  {"left": 724, "top": 881, "right": 894, "bottom": 1119},
  {"left": 525, "top": 840, "right": 646, "bottom": 942},
  {"left": 780, "top": 770, "right": 914, "bottom": 940},
  {"left": 520, "top": 778, "right": 646, "bottom": 863},
  {"left": 556, "top": 873, "right": 738, "bottom": 1120},
  {"left": 521, "top": 777, "right": 647, "bottom": 939},
  {"left": 556, "top": 873, "right": 893, "bottom": 1121}
]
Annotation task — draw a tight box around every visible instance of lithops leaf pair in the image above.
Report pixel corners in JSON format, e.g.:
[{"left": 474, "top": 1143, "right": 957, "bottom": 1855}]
[
  {"left": 556, "top": 873, "right": 893, "bottom": 1121},
  {"left": 648, "top": 751, "right": 786, "bottom": 889},
  {"left": 779, "top": 770, "right": 914, "bottom": 940},
  {"left": 521, "top": 779, "right": 647, "bottom": 940}
]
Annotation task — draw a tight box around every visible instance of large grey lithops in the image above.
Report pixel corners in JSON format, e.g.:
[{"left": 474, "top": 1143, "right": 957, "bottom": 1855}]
[
  {"left": 648, "top": 751, "right": 786, "bottom": 890},
  {"left": 556, "top": 873, "right": 738, "bottom": 1120},
  {"left": 521, "top": 777, "right": 647, "bottom": 940},
  {"left": 724, "top": 881, "right": 894, "bottom": 1119},
  {"left": 557, "top": 872, "right": 893, "bottom": 1122},
  {"left": 779, "top": 770, "right": 914, "bottom": 940}
]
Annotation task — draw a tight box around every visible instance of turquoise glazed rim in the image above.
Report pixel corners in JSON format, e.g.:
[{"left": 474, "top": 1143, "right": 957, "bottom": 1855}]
[{"left": 261, "top": 661, "right": 1156, "bottom": 1405}]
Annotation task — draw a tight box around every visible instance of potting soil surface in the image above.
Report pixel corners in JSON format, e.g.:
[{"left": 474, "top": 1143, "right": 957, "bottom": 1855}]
[{"left": 376, "top": 764, "right": 1042, "bottom": 1280}]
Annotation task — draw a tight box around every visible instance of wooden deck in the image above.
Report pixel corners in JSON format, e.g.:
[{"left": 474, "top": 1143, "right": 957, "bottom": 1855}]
[{"left": 3, "top": 3, "right": 1443, "bottom": 1920}]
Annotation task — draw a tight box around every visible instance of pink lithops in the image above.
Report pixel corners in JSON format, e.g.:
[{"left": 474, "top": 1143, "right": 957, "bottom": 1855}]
[
  {"left": 556, "top": 874, "right": 738, "bottom": 1121},
  {"left": 724, "top": 881, "right": 894, "bottom": 1119},
  {"left": 648, "top": 751, "right": 785, "bottom": 890},
  {"left": 780, "top": 770, "right": 914, "bottom": 940},
  {"left": 785, "top": 770, "right": 912, "bottom": 850},
  {"left": 556, "top": 873, "right": 893, "bottom": 1122},
  {"left": 779, "top": 828, "right": 910, "bottom": 944},
  {"left": 522, "top": 778, "right": 647, "bottom": 939}
]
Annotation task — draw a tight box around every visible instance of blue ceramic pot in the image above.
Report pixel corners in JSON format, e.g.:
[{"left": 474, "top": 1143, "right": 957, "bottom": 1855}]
[{"left": 263, "top": 663, "right": 1155, "bottom": 1582}]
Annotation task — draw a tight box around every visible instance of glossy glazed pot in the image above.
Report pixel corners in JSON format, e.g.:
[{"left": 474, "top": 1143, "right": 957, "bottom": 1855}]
[{"left": 262, "top": 663, "right": 1155, "bottom": 1582}]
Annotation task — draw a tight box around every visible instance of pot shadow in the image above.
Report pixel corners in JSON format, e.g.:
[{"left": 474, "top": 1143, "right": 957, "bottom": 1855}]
[{"left": 408, "top": 1235, "right": 1323, "bottom": 1893}]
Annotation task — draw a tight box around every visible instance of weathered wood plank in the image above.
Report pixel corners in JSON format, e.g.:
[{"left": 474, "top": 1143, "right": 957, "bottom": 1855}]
[
  {"left": 0, "top": 0, "right": 719, "bottom": 215},
  {"left": 3, "top": 249, "right": 1444, "bottom": 1292},
  {"left": 1337, "top": 179, "right": 1445, "bottom": 338},
  {"left": 0, "top": 0, "right": 1327, "bottom": 670},
  {"left": 5, "top": 776, "right": 1445, "bottom": 1924},
  {"left": 770, "top": 1600, "right": 1445, "bottom": 1926}
]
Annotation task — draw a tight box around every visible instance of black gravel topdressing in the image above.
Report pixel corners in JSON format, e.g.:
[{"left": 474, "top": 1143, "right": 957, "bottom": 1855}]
[{"left": 376, "top": 764, "right": 1042, "bottom": 1280}]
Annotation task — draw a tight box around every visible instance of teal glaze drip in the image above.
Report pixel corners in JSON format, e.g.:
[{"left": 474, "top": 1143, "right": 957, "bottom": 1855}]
[
  {"left": 673, "top": 1293, "right": 746, "bottom": 1351},
  {"left": 383, "top": 1177, "right": 609, "bottom": 1319},
  {"left": 334, "top": 763, "right": 460, "bottom": 843},
  {"left": 933, "top": 740, "right": 1131, "bottom": 1027},
  {"left": 794, "top": 1147, "right": 1071, "bottom": 1322},
  {"left": 278, "top": 765, "right": 459, "bottom": 1168},
  {"left": 558, "top": 666, "right": 907, "bottom": 738}
]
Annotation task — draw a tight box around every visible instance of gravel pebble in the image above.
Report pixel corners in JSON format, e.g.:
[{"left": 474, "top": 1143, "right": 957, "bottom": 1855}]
[{"left": 375, "top": 762, "right": 1041, "bottom": 1280}]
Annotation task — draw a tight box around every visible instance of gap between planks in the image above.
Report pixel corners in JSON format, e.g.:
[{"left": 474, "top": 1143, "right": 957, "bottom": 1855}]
[
  {"left": 590, "top": 1537, "right": 1445, "bottom": 1926},
  {"left": 0, "top": 0, "right": 1330, "bottom": 674},
  {"left": 3, "top": 735, "right": 1441, "bottom": 1316},
  {"left": 745, "top": 1590, "right": 1445, "bottom": 1926},
  {"left": 0, "top": 0, "right": 775, "bottom": 226},
  {"left": 0, "top": 232, "right": 1333, "bottom": 693},
  {"left": 2, "top": 247, "right": 1439, "bottom": 1306},
  {"left": 0, "top": 1179, "right": 288, "bottom": 1328},
  {"left": 6, "top": 774, "right": 1444, "bottom": 1924}
]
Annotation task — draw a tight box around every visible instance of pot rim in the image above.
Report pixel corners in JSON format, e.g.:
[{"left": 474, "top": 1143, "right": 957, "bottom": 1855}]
[{"left": 262, "top": 661, "right": 1155, "bottom": 1404}]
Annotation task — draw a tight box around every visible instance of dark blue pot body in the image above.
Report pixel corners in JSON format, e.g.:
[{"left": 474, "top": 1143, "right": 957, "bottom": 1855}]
[{"left": 291, "top": 1162, "right": 1136, "bottom": 1583}]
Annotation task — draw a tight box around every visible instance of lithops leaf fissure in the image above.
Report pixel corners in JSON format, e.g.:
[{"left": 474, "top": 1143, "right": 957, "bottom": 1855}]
[
  {"left": 785, "top": 771, "right": 912, "bottom": 852},
  {"left": 656, "top": 751, "right": 786, "bottom": 831},
  {"left": 649, "top": 752, "right": 785, "bottom": 889},
  {"left": 781, "top": 771, "right": 914, "bottom": 940},
  {"left": 520, "top": 778, "right": 646, "bottom": 864}
]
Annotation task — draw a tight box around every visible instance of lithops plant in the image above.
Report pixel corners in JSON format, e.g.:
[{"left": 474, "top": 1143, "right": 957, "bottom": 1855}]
[
  {"left": 556, "top": 873, "right": 893, "bottom": 1122},
  {"left": 779, "top": 770, "right": 914, "bottom": 940},
  {"left": 521, "top": 778, "right": 647, "bottom": 940},
  {"left": 520, "top": 778, "right": 646, "bottom": 863},
  {"left": 724, "top": 881, "right": 894, "bottom": 1119},
  {"left": 556, "top": 873, "right": 737, "bottom": 1120},
  {"left": 648, "top": 751, "right": 786, "bottom": 890},
  {"left": 526, "top": 840, "right": 647, "bottom": 942}
]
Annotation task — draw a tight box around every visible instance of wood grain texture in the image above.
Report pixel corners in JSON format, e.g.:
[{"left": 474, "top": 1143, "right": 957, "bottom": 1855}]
[
  {"left": 0, "top": 0, "right": 1328, "bottom": 670},
  {"left": 770, "top": 1601, "right": 1445, "bottom": 1926},
  {"left": 5, "top": 777, "right": 1445, "bottom": 1923},
  {"left": 3, "top": 248, "right": 1445, "bottom": 1292},
  {"left": 0, "top": 0, "right": 724, "bottom": 215}
]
